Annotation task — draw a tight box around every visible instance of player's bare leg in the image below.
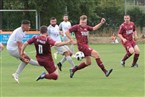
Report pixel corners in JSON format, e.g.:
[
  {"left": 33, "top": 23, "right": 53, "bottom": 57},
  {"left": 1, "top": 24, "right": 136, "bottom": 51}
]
[
  {"left": 121, "top": 47, "right": 134, "bottom": 67},
  {"left": 70, "top": 56, "right": 91, "bottom": 78},
  {"left": 91, "top": 50, "right": 113, "bottom": 77},
  {"left": 131, "top": 45, "right": 140, "bottom": 67}
]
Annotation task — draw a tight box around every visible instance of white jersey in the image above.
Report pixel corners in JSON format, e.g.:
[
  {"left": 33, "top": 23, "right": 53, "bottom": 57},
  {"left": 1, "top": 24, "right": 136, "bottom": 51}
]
[
  {"left": 59, "top": 21, "right": 71, "bottom": 36},
  {"left": 7, "top": 27, "right": 25, "bottom": 50},
  {"left": 47, "top": 25, "right": 61, "bottom": 42}
]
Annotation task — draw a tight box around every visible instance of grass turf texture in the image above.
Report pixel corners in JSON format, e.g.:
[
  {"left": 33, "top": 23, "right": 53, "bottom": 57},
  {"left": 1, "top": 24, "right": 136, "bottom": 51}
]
[{"left": 0, "top": 44, "right": 144, "bottom": 97}]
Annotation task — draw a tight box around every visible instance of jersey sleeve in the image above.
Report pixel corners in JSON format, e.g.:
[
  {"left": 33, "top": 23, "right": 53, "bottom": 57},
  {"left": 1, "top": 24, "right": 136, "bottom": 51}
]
[
  {"left": 118, "top": 24, "right": 124, "bottom": 34},
  {"left": 87, "top": 26, "right": 93, "bottom": 31},
  {"left": 47, "top": 37, "right": 56, "bottom": 46},
  {"left": 27, "top": 36, "right": 36, "bottom": 44},
  {"left": 69, "top": 25, "right": 77, "bottom": 33}
]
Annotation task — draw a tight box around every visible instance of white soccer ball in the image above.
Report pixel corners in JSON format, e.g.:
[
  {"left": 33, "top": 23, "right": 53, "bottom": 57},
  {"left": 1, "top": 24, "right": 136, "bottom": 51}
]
[{"left": 75, "top": 51, "right": 85, "bottom": 61}]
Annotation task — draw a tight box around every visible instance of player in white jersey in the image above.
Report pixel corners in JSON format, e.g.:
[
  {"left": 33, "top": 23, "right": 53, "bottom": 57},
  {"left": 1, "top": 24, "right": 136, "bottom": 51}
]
[
  {"left": 7, "top": 20, "right": 40, "bottom": 83},
  {"left": 59, "top": 15, "right": 75, "bottom": 57},
  {"left": 48, "top": 17, "right": 75, "bottom": 71}
]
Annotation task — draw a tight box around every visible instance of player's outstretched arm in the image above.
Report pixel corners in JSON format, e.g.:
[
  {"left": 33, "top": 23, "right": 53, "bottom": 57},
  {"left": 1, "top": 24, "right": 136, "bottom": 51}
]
[
  {"left": 118, "top": 34, "right": 127, "bottom": 43},
  {"left": 21, "top": 42, "right": 29, "bottom": 56},
  {"left": 65, "top": 31, "right": 74, "bottom": 44},
  {"left": 54, "top": 41, "right": 71, "bottom": 47},
  {"left": 93, "top": 18, "right": 106, "bottom": 30},
  {"left": 20, "top": 42, "right": 30, "bottom": 64}
]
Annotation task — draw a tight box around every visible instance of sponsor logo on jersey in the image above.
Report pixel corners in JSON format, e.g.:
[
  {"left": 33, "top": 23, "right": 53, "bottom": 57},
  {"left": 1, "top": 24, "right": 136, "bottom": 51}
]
[
  {"left": 81, "top": 31, "right": 89, "bottom": 36},
  {"left": 37, "top": 39, "right": 46, "bottom": 44},
  {"left": 126, "top": 30, "right": 133, "bottom": 35}
]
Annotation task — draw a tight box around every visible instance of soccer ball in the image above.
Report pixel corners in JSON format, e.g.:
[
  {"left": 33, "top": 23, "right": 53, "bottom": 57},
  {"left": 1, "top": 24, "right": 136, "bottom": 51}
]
[{"left": 75, "top": 51, "right": 85, "bottom": 61}]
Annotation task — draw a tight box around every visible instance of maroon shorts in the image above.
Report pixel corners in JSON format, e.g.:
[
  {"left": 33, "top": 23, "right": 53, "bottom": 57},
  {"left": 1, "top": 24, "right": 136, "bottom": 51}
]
[
  {"left": 78, "top": 44, "right": 93, "bottom": 57},
  {"left": 122, "top": 40, "right": 136, "bottom": 53},
  {"left": 37, "top": 58, "right": 56, "bottom": 74}
]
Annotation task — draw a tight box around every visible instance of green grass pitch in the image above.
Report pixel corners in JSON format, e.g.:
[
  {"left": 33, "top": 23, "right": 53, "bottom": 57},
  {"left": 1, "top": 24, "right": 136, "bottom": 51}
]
[{"left": 0, "top": 44, "right": 144, "bottom": 97}]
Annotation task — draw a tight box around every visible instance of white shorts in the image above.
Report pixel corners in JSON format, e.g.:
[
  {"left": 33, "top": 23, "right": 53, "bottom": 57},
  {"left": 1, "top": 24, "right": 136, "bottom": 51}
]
[
  {"left": 7, "top": 49, "right": 29, "bottom": 59},
  {"left": 63, "top": 36, "right": 69, "bottom": 42},
  {"left": 54, "top": 45, "right": 71, "bottom": 55},
  {"left": 7, "top": 49, "right": 21, "bottom": 59}
]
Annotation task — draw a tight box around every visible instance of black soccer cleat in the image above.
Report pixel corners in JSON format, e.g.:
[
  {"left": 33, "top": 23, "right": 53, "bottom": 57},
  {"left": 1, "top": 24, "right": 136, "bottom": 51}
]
[
  {"left": 57, "top": 62, "right": 62, "bottom": 71},
  {"left": 70, "top": 69, "right": 75, "bottom": 78},
  {"left": 36, "top": 72, "right": 46, "bottom": 81},
  {"left": 120, "top": 61, "right": 125, "bottom": 67},
  {"left": 70, "top": 66, "right": 78, "bottom": 78},
  {"left": 131, "top": 64, "right": 138, "bottom": 68},
  {"left": 105, "top": 69, "right": 113, "bottom": 77}
]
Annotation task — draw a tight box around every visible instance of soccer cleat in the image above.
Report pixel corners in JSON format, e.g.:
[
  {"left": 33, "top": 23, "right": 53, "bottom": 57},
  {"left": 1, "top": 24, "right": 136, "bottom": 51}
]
[
  {"left": 105, "top": 69, "right": 113, "bottom": 77},
  {"left": 120, "top": 61, "right": 125, "bottom": 67},
  {"left": 70, "top": 66, "right": 77, "bottom": 78},
  {"left": 12, "top": 73, "right": 19, "bottom": 83},
  {"left": 131, "top": 64, "right": 138, "bottom": 68},
  {"left": 70, "top": 69, "right": 75, "bottom": 78},
  {"left": 57, "top": 62, "right": 62, "bottom": 71},
  {"left": 36, "top": 72, "right": 46, "bottom": 81}
]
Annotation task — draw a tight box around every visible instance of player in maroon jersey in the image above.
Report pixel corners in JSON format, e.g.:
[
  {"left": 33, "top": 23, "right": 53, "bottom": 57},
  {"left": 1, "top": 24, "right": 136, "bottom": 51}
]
[
  {"left": 118, "top": 15, "right": 140, "bottom": 67},
  {"left": 21, "top": 26, "right": 70, "bottom": 81},
  {"left": 65, "top": 15, "right": 113, "bottom": 78}
]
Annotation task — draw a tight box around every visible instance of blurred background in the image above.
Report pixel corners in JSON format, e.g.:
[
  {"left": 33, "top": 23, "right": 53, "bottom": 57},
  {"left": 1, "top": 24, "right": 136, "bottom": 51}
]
[{"left": 0, "top": 0, "right": 145, "bottom": 43}]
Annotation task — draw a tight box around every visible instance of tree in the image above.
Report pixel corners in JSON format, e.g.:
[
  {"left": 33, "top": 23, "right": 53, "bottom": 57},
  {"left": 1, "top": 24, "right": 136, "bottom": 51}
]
[{"left": 0, "top": 0, "right": 3, "bottom": 29}]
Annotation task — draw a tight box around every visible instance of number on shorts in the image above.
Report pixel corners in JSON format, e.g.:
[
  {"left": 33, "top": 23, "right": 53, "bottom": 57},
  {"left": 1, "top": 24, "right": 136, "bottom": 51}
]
[{"left": 38, "top": 44, "right": 43, "bottom": 54}]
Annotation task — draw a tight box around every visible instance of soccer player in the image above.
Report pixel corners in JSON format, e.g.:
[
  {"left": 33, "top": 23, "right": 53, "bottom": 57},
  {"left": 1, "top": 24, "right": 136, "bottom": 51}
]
[
  {"left": 118, "top": 15, "right": 140, "bottom": 67},
  {"left": 59, "top": 14, "right": 75, "bottom": 57},
  {"left": 21, "top": 26, "right": 70, "bottom": 81},
  {"left": 66, "top": 15, "right": 113, "bottom": 78},
  {"left": 48, "top": 17, "right": 75, "bottom": 71},
  {"left": 7, "top": 20, "right": 39, "bottom": 83}
]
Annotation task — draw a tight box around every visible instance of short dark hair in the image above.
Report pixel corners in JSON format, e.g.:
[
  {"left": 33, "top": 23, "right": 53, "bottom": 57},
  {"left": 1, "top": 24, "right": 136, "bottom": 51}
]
[
  {"left": 21, "top": 20, "right": 30, "bottom": 24},
  {"left": 40, "top": 26, "right": 47, "bottom": 34},
  {"left": 50, "top": 17, "right": 56, "bottom": 20}
]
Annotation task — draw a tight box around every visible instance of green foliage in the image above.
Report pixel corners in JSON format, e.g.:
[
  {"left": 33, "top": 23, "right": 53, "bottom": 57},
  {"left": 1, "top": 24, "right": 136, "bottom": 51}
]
[
  {"left": 127, "top": 7, "right": 145, "bottom": 31},
  {"left": 1, "top": 0, "right": 145, "bottom": 32}
]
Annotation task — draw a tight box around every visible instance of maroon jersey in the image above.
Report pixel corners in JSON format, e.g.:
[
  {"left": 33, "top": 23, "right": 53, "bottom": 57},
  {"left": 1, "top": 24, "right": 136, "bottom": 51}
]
[
  {"left": 27, "top": 35, "right": 56, "bottom": 61},
  {"left": 118, "top": 22, "right": 135, "bottom": 41},
  {"left": 69, "top": 24, "right": 93, "bottom": 46}
]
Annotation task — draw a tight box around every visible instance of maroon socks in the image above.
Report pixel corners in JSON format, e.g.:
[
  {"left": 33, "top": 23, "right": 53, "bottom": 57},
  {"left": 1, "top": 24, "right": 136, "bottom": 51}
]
[
  {"left": 132, "top": 54, "right": 139, "bottom": 65},
  {"left": 122, "top": 52, "right": 132, "bottom": 62},
  {"left": 96, "top": 58, "right": 107, "bottom": 74}
]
